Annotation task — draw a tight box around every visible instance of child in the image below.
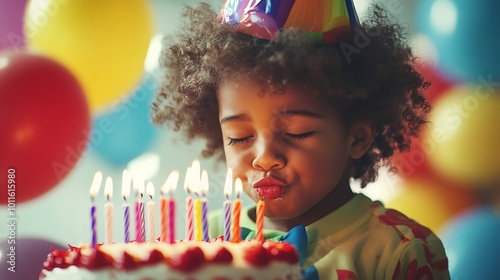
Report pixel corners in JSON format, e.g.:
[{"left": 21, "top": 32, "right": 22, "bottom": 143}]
[{"left": 152, "top": 1, "right": 450, "bottom": 279}]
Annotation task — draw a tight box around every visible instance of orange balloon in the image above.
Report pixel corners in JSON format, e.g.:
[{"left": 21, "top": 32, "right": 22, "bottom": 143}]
[{"left": 385, "top": 178, "right": 477, "bottom": 233}]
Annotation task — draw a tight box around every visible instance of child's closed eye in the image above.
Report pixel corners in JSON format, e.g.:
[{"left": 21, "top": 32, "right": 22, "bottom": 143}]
[
  {"left": 285, "top": 131, "right": 315, "bottom": 141},
  {"left": 227, "top": 132, "right": 315, "bottom": 146},
  {"left": 227, "top": 136, "right": 254, "bottom": 146}
]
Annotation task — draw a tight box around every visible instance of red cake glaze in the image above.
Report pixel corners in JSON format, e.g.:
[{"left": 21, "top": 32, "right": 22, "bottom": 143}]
[
  {"left": 210, "top": 247, "right": 233, "bottom": 263},
  {"left": 244, "top": 244, "right": 271, "bottom": 267},
  {"left": 114, "top": 251, "right": 139, "bottom": 270},
  {"left": 78, "top": 248, "right": 113, "bottom": 269},
  {"left": 167, "top": 246, "right": 206, "bottom": 272}
]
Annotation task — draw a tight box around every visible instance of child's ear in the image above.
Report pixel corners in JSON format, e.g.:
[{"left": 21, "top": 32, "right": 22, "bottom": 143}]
[{"left": 348, "top": 121, "right": 375, "bottom": 159}]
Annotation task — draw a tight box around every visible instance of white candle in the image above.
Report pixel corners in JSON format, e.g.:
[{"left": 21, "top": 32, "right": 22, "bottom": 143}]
[
  {"left": 146, "top": 182, "right": 156, "bottom": 242},
  {"left": 104, "top": 176, "right": 113, "bottom": 244}
]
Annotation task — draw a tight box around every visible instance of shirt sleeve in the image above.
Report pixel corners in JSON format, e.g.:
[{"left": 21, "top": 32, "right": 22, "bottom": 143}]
[{"left": 389, "top": 239, "right": 450, "bottom": 280}]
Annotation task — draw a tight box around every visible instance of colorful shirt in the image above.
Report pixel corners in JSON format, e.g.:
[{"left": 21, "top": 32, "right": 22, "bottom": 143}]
[{"left": 208, "top": 193, "right": 450, "bottom": 280}]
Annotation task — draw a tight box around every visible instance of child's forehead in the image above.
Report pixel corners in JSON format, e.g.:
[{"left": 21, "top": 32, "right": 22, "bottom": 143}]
[{"left": 217, "top": 77, "right": 336, "bottom": 113}]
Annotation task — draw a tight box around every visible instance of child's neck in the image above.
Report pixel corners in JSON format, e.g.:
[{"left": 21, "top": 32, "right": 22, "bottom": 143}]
[{"left": 252, "top": 180, "right": 355, "bottom": 232}]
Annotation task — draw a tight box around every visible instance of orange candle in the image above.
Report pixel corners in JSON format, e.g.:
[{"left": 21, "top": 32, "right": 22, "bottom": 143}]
[
  {"left": 256, "top": 200, "right": 265, "bottom": 241},
  {"left": 231, "top": 178, "right": 242, "bottom": 242}
]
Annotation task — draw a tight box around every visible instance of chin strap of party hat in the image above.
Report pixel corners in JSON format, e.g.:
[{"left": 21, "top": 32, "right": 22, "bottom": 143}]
[{"left": 217, "top": 0, "right": 360, "bottom": 44}]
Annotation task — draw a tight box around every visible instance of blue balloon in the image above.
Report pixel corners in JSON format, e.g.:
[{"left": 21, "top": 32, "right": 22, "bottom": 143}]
[
  {"left": 439, "top": 208, "right": 500, "bottom": 279},
  {"left": 90, "top": 74, "right": 160, "bottom": 166},
  {"left": 416, "top": 0, "right": 500, "bottom": 82}
]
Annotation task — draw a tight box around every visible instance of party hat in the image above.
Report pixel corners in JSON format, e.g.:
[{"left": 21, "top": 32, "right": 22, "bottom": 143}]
[{"left": 217, "top": 0, "right": 360, "bottom": 44}]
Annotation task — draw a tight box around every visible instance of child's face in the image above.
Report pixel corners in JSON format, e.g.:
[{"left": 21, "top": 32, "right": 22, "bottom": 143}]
[{"left": 217, "top": 78, "right": 358, "bottom": 222}]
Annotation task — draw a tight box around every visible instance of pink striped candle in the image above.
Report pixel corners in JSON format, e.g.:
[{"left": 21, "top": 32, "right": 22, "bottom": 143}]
[
  {"left": 223, "top": 169, "right": 233, "bottom": 241},
  {"left": 89, "top": 171, "right": 103, "bottom": 248},
  {"left": 134, "top": 197, "right": 142, "bottom": 242},
  {"left": 168, "top": 195, "right": 176, "bottom": 244},
  {"left": 104, "top": 177, "right": 114, "bottom": 244},
  {"left": 201, "top": 170, "right": 210, "bottom": 242},
  {"left": 162, "top": 170, "right": 179, "bottom": 244}
]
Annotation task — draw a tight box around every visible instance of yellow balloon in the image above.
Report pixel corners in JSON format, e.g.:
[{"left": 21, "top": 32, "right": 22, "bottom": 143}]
[
  {"left": 425, "top": 85, "right": 500, "bottom": 184},
  {"left": 24, "top": 0, "right": 154, "bottom": 111}
]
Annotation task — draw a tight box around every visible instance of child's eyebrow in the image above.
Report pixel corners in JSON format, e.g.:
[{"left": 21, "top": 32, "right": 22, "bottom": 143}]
[
  {"left": 220, "top": 110, "right": 323, "bottom": 124},
  {"left": 278, "top": 110, "right": 323, "bottom": 119},
  {"left": 220, "top": 114, "right": 250, "bottom": 124}
]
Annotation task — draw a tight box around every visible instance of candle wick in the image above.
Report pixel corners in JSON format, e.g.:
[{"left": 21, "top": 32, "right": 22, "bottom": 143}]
[
  {"left": 107, "top": 194, "right": 110, "bottom": 202},
  {"left": 140, "top": 193, "right": 144, "bottom": 199},
  {"left": 123, "top": 196, "right": 127, "bottom": 202},
  {"left": 149, "top": 195, "right": 153, "bottom": 200}
]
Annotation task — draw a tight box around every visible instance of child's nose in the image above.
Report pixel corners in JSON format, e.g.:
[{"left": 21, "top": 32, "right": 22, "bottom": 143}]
[{"left": 251, "top": 130, "right": 286, "bottom": 171}]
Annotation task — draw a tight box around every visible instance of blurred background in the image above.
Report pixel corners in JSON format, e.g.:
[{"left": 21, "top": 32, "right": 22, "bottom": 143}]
[{"left": 1, "top": 0, "right": 499, "bottom": 279}]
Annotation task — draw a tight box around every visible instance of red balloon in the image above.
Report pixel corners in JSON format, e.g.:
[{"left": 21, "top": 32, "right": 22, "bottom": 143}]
[{"left": 0, "top": 51, "right": 90, "bottom": 204}]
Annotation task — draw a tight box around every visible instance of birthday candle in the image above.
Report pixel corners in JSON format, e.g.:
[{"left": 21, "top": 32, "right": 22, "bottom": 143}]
[
  {"left": 223, "top": 168, "right": 233, "bottom": 241},
  {"left": 191, "top": 160, "right": 202, "bottom": 241},
  {"left": 231, "top": 178, "right": 242, "bottom": 243},
  {"left": 256, "top": 200, "right": 265, "bottom": 242},
  {"left": 162, "top": 170, "right": 179, "bottom": 244},
  {"left": 159, "top": 183, "right": 168, "bottom": 242},
  {"left": 122, "top": 169, "right": 131, "bottom": 243},
  {"left": 139, "top": 181, "right": 146, "bottom": 242},
  {"left": 89, "top": 171, "right": 103, "bottom": 248},
  {"left": 201, "top": 170, "right": 210, "bottom": 242},
  {"left": 168, "top": 172, "right": 179, "bottom": 244},
  {"left": 133, "top": 177, "right": 141, "bottom": 242},
  {"left": 146, "top": 182, "right": 156, "bottom": 242},
  {"left": 184, "top": 166, "right": 194, "bottom": 241},
  {"left": 104, "top": 177, "right": 114, "bottom": 244}
]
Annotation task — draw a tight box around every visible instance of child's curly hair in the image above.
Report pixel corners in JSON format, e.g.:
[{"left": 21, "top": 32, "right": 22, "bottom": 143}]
[{"left": 152, "top": 2, "right": 430, "bottom": 187}]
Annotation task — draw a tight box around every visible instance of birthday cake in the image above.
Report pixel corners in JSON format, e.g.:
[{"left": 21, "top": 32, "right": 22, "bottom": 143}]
[{"left": 40, "top": 238, "right": 302, "bottom": 280}]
